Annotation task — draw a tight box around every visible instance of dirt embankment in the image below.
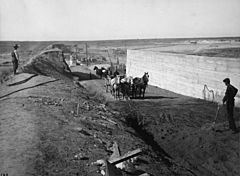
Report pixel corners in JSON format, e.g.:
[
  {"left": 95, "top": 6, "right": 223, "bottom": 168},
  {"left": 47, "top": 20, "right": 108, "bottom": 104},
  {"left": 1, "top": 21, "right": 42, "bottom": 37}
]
[
  {"left": 70, "top": 64, "right": 240, "bottom": 176},
  {"left": 107, "top": 85, "right": 240, "bottom": 176},
  {"left": 0, "top": 74, "right": 137, "bottom": 175}
]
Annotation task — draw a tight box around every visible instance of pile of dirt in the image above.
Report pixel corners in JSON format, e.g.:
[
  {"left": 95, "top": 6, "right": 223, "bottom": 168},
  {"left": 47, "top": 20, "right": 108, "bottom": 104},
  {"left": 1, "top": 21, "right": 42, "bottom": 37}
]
[
  {"left": 161, "top": 124, "right": 240, "bottom": 176},
  {"left": 21, "top": 49, "right": 72, "bottom": 80}
]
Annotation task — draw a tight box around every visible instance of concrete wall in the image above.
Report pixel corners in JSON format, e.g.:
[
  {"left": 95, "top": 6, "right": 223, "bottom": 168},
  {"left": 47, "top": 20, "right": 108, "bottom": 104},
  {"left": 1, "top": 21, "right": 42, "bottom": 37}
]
[{"left": 126, "top": 49, "right": 240, "bottom": 107}]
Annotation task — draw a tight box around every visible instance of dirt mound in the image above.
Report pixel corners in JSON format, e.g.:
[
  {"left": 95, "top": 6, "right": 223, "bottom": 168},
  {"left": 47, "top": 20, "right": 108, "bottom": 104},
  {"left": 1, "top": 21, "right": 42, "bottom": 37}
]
[
  {"left": 153, "top": 121, "right": 240, "bottom": 176},
  {"left": 21, "top": 49, "right": 72, "bottom": 80}
]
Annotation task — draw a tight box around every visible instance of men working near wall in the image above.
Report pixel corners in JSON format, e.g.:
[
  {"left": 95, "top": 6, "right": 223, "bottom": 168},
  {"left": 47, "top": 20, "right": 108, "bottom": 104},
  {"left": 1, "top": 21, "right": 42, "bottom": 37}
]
[
  {"left": 11, "top": 44, "right": 20, "bottom": 75},
  {"left": 222, "top": 78, "right": 238, "bottom": 134}
]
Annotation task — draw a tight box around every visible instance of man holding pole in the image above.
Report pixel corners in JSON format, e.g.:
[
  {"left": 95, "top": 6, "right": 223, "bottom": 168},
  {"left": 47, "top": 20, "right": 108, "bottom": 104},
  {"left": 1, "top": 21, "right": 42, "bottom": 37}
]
[{"left": 222, "top": 78, "right": 238, "bottom": 134}]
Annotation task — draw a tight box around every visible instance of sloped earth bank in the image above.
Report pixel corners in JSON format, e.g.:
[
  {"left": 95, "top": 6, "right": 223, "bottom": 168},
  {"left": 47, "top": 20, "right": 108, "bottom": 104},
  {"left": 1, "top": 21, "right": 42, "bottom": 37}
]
[
  {"left": 80, "top": 66, "right": 240, "bottom": 176},
  {"left": 0, "top": 73, "right": 193, "bottom": 176}
]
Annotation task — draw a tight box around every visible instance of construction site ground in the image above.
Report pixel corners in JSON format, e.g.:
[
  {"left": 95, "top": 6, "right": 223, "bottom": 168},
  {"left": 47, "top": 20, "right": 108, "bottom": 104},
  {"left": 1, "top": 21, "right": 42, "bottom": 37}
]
[{"left": 0, "top": 64, "right": 239, "bottom": 176}]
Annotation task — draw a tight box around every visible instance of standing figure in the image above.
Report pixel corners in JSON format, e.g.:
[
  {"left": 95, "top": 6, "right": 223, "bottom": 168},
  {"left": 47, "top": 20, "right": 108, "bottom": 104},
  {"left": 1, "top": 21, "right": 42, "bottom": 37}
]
[
  {"left": 61, "top": 51, "right": 71, "bottom": 72},
  {"left": 11, "top": 44, "right": 19, "bottom": 75},
  {"left": 69, "top": 53, "right": 73, "bottom": 67},
  {"left": 222, "top": 78, "right": 238, "bottom": 133},
  {"left": 113, "top": 67, "right": 119, "bottom": 77}
]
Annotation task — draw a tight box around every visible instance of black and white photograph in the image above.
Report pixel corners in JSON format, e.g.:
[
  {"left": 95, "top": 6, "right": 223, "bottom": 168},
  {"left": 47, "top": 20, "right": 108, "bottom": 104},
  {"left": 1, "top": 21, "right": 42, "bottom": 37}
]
[{"left": 0, "top": 0, "right": 240, "bottom": 175}]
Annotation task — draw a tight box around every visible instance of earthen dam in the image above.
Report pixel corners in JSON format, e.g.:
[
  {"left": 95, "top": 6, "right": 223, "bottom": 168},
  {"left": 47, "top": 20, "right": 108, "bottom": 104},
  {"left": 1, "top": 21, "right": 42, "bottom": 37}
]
[{"left": 126, "top": 45, "right": 240, "bottom": 107}]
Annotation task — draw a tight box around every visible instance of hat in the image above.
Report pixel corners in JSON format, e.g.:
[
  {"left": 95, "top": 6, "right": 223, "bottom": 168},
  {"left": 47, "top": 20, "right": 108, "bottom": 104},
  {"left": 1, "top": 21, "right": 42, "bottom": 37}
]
[
  {"left": 223, "top": 78, "right": 230, "bottom": 84},
  {"left": 13, "top": 44, "right": 19, "bottom": 49}
]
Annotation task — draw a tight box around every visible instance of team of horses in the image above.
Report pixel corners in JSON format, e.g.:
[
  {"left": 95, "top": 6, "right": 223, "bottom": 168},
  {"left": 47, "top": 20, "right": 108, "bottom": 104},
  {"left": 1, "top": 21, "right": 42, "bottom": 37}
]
[{"left": 93, "top": 66, "right": 149, "bottom": 100}]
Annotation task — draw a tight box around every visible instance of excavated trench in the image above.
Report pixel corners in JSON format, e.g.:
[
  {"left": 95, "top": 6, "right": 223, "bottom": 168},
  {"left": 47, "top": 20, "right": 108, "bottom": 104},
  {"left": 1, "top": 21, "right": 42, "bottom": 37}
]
[
  {"left": 124, "top": 111, "right": 198, "bottom": 176},
  {"left": 118, "top": 101, "right": 198, "bottom": 176},
  {"left": 123, "top": 109, "right": 173, "bottom": 166}
]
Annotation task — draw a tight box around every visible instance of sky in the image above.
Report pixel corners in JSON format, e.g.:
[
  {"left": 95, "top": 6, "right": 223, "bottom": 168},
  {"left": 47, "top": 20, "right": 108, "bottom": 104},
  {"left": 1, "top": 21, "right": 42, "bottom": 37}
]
[{"left": 0, "top": 0, "right": 240, "bottom": 41}]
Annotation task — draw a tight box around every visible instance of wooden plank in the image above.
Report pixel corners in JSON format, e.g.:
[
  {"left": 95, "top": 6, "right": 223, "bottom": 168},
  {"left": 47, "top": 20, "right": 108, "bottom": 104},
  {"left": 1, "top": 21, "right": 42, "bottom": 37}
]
[
  {"left": 109, "top": 148, "right": 142, "bottom": 165},
  {"left": 138, "top": 173, "right": 150, "bottom": 176}
]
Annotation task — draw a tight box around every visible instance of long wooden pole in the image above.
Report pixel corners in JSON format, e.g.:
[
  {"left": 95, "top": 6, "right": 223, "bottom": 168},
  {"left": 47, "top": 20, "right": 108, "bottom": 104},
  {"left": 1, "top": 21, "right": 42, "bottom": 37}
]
[{"left": 85, "top": 43, "right": 88, "bottom": 66}]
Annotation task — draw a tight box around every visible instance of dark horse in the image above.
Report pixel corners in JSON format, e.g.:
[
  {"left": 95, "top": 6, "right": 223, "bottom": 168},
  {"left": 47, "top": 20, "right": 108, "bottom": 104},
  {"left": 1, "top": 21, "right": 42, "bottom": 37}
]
[
  {"left": 132, "top": 72, "right": 149, "bottom": 98},
  {"left": 93, "top": 66, "right": 108, "bottom": 78}
]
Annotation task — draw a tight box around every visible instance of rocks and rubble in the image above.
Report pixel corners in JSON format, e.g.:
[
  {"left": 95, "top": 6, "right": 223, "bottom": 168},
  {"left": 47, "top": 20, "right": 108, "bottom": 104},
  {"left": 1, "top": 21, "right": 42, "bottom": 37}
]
[{"left": 91, "top": 141, "right": 148, "bottom": 176}]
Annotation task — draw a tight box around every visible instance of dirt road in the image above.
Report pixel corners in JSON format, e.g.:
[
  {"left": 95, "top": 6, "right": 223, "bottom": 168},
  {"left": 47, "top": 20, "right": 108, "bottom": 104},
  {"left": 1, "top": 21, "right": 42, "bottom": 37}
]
[
  {"left": 0, "top": 74, "right": 57, "bottom": 175},
  {"left": 0, "top": 98, "right": 39, "bottom": 176}
]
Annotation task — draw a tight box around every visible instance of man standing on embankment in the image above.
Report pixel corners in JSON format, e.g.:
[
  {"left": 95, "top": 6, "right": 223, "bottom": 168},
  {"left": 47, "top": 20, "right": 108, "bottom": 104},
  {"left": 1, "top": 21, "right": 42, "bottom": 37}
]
[
  {"left": 222, "top": 78, "right": 238, "bottom": 134},
  {"left": 11, "top": 44, "right": 20, "bottom": 75}
]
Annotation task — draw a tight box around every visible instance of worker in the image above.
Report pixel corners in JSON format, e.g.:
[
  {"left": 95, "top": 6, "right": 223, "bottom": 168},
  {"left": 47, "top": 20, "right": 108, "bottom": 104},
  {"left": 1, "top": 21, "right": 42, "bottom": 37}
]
[
  {"left": 113, "top": 66, "right": 119, "bottom": 77},
  {"left": 69, "top": 53, "right": 73, "bottom": 67},
  {"left": 11, "top": 44, "right": 20, "bottom": 75},
  {"left": 222, "top": 78, "right": 238, "bottom": 133}
]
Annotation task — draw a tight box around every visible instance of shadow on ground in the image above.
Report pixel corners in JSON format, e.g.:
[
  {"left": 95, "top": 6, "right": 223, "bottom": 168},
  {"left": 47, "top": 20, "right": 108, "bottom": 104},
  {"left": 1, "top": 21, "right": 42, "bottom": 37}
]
[
  {"left": 0, "top": 79, "right": 58, "bottom": 99},
  {"left": 131, "top": 96, "right": 177, "bottom": 100},
  {"left": 71, "top": 71, "right": 99, "bottom": 81},
  {"left": 7, "top": 74, "right": 38, "bottom": 86}
]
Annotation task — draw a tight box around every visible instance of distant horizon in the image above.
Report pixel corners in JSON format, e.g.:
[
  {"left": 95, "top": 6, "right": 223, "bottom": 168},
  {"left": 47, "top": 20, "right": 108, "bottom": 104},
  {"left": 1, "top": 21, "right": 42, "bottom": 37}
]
[{"left": 1, "top": 36, "right": 240, "bottom": 42}]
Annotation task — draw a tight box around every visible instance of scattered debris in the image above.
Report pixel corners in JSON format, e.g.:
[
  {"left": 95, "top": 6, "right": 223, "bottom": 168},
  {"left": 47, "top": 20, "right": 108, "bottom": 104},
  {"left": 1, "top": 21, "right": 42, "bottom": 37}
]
[
  {"left": 74, "top": 127, "right": 91, "bottom": 136},
  {"left": 83, "top": 101, "right": 90, "bottom": 110},
  {"left": 92, "top": 159, "right": 106, "bottom": 166},
  {"left": 100, "top": 169, "right": 106, "bottom": 175},
  {"left": 101, "top": 116, "right": 117, "bottom": 125},
  {"left": 92, "top": 141, "right": 144, "bottom": 176},
  {"left": 109, "top": 148, "right": 142, "bottom": 165},
  {"left": 109, "top": 141, "right": 124, "bottom": 169},
  {"left": 138, "top": 173, "right": 150, "bottom": 176},
  {"left": 29, "top": 96, "right": 63, "bottom": 106},
  {"left": 77, "top": 103, "right": 80, "bottom": 115},
  {"left": 98, "top": 103, "right": 107, "bottom": 111},
  {"left": 74, "top": 153, "right": 88, "bottom": 160}
]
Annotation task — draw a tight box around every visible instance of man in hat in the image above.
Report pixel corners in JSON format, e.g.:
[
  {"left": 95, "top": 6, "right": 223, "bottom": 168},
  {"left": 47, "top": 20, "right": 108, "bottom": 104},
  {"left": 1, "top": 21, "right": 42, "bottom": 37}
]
[
  {"left": 222, "top": 78, "right": 238, "bottom": 133},
  {"left": 11, "top": 44, "right": 20, "bottom": 75}
]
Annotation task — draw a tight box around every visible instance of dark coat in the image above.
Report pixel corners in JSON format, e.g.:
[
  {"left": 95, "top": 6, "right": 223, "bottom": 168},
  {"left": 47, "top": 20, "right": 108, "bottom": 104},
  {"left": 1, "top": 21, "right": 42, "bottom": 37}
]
[{"left": 223, "top": 84, "right": 238, "bottom": 103}]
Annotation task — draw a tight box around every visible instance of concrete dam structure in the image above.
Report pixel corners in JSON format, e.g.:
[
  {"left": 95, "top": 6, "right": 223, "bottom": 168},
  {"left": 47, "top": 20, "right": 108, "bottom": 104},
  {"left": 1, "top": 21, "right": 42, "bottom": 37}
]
[{"left": 126, "top": 49, "right": 240, "bottom": 107}]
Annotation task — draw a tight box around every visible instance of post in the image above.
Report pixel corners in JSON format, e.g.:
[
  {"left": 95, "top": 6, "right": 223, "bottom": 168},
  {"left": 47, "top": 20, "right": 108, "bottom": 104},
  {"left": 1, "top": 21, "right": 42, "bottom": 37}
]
[{"left": 85, "top": 43, "right": 88, "bottom": 66}]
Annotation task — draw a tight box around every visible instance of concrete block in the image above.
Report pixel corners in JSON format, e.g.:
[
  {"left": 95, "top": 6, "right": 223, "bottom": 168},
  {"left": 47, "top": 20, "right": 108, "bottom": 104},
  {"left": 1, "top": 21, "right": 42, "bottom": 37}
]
[{"left": 126, "top": 49, "right": 240, "bottom": 107}]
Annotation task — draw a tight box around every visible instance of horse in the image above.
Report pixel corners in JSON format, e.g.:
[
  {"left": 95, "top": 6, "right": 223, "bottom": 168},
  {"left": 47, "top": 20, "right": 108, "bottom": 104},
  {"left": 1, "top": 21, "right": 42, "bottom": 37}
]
[
  {"left": 120, "top": 76, "right": 133, "bottom": 100},
  {"left": 94, "top": 66, "right": 103, "bottom": 78},
  {"left": 113, "top": 70, "right": 120, "bottom": 77},
  {"left": 94, "top": 66, "right": 109, "bottom": 78},
  {"left": 110, "top": 75, "right": 121, "bottom": 99},
  {"left": 101, "top": 67, "right": 109, "bottom": 78},
  {"left": 104, "top": 75, "right": 112, "bottom": 93},
  {"left": 132, "top": 72, "right": 149, "bottom": 98}
]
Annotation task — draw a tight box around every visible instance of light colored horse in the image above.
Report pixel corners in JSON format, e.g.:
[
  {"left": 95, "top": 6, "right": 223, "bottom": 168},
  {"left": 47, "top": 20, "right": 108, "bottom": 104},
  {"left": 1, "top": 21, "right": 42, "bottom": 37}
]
[
  {"left": 104, "top": 75, "right": 112, "bottom": 93},
  {"left": 120, "top": 76, "right": 133, "bottom": 84},
  {"left": 110, "top": 75, "right": 121, "bottom": 99}
]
